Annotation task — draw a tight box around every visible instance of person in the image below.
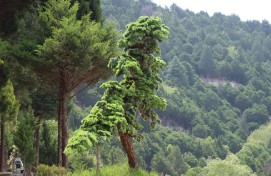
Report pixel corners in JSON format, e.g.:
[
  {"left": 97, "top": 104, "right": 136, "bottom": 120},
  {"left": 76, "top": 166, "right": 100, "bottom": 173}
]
[{"left": 12, "top": 157, "right": 24, "bottom": 176}]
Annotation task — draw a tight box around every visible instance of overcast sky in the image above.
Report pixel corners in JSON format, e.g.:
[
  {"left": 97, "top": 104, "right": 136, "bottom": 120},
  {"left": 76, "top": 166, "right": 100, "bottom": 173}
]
[{"left": 152, "top": 0, "right": 270, "bottom": 22}]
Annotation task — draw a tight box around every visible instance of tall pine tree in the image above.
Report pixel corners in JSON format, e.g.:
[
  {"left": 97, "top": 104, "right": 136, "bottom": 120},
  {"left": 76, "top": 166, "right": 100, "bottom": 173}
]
[
  {"left": 14, "top": 107, "right": 37, "bottom": 174},
  {"left": 32, "top": 0, "right": 118, "bottom": 167},
  {"left": 0, "top": 55, "right": 19, "bottom": 171}
]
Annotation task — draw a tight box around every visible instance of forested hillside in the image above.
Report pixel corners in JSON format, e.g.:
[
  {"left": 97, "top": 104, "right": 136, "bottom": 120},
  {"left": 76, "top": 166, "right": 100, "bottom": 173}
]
[
  {"left": 100, "top": 0, "right": 271, "bottom": 175},
  {"left": 1, "top": 0, "right": 271, "bottom": 175}
]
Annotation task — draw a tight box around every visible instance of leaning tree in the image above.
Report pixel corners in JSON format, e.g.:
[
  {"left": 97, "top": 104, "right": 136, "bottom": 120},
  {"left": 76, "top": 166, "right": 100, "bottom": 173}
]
[{"left": 66, "top": 16, "right": 169, "bottom": 168}]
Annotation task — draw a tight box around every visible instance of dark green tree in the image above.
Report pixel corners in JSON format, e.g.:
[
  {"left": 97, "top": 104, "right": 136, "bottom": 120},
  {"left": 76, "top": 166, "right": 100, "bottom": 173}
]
[
  {"left": 30, "top": 89, "right": 57, "bottom": 167},
  {"left": 31, "top": 0, "right": 118, "bottom": 168},
  {"left": 198, "top": 46, "right": 216, "bottom": 77},
  {"left": 243, "top": 104, "right": 269, "bottom": 132},
  {"left": 89, "top": 0, "right": 102, "bottom": 22},
  {"left": 167, "top": 145, "right": 189, "bottom": 175},
  {"left": 0, "top": 60, "right": 19, "bottom": 171},
  {"left": 14, "top": 107, "right": 37, "bottom": 174},
  {"left": 0, "top": 59, "right": 7, "bottom": 88},
  {"left": 151, "top": 150, "right": 175, "bottom": 175},
  {"left": 40, "top": 122, "right": 57, "bottom": 165},
  {"left": 71, "top": 0, "right": 102, "bottom": 22}
]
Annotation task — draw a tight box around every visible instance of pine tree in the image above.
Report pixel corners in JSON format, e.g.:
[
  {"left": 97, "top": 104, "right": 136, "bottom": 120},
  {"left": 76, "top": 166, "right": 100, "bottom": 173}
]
[
  {"left": 71, "top": 0, "right": 102, "bottom": 22},
  {"left": 89, "top": 0, "right": 102, "bottom": 22},
  {"left": 31, "top": 89, "right": 57, "bottom": 167},
  {"left": 14, "top": 107, "right": 37, "bottom": 174},
  {"left": 32, "top": 0, "right": 119, "bottom": 167},
  {"left": 0, "top": 59, "right": 19, "bottom": 171},
  {"left": 40, "top": 122, "right": 57, "bottom": 165}
]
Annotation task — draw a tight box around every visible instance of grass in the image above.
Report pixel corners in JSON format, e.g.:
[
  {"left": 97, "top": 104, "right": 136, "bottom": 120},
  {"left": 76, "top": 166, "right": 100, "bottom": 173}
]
[
  {"left": 70, "top": 163, "right": 159, "bottom": 176},
  {"left": 247, "top": 123, "right": 271, "bottom": 146}
]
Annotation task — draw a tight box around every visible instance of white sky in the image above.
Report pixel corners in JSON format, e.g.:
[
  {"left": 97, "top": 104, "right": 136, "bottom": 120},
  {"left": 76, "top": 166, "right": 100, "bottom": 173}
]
[{"left": 152, "top": 0, "right": 271, "bottom": 22}]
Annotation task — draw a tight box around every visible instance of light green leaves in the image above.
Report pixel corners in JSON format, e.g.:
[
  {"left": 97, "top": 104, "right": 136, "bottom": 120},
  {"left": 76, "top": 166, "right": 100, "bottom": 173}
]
[
  {"left": 0, "top": 80, "right": 19, "bottom": 121},
  {"left": 66, "top": 16, "right": 169, "bottom": 154}
]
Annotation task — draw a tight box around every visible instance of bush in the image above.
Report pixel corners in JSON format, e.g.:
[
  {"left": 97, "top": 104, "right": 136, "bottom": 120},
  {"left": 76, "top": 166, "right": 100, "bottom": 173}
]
[
  {"left": 71, "top": 163, "right": 158, "bottom": 176},
  {"left": 36, "top": 164, "right": 67, "bottom": 176}
]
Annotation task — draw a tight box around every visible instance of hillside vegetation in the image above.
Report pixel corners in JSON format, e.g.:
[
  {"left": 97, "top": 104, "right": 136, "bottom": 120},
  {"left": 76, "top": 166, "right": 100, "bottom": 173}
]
[{"left": 1, "top": 0, "right": 271, "bottom": 175}]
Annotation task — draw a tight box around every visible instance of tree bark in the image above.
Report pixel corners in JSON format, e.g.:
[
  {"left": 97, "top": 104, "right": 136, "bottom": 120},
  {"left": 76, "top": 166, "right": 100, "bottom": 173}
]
[
  {"left": 58, "top": 69, "right": 69, "bottom": 168},
  {"left": 96, "top": 144, "right": 101, "bottom": 173},
  {"left": 0, "top": 120, "right": 5, "bottom": 171},
  {"left": 34, "top": 119, "right": 41, "bottom": 167},
  {"left": 57, "top": 94, "right": 63, "bottom": 167},
  {"left": 118, "top": 130, "right": 137, "bottom": 168},
  {"left": 61, "top": 93, "right": 68, "bottom": 168}
]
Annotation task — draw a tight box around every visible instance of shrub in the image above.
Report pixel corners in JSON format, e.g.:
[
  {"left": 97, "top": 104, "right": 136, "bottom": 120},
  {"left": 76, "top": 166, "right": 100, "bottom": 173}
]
[
  {"left": 36, "top": 164, "right": 67, "bottom": 176},
  {"left": 71, "top": 163, "right": 158, "bottom": 176}
]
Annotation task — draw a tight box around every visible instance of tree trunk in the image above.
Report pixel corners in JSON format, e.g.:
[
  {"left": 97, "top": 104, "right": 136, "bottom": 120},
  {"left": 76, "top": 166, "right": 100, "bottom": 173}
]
[
  {"left": 34, "top": 119, "right": 41, "bottom": 167},
  {"left": 61, "top": 93, "right": 68, "bottom": 168},
  {"left": 0, "top": 120, "right": 5, "bottom": 171},
  {"left": 96, "top": 144, "right": 101, "bottom": 173},
  {"left": 57, "top": 95, "right": 63, "bottom": 167},
  {"left": 118, "top": 130, "right": 137, "bottom": 168},
  {"left": 58, "top": 70, "right": 69, "bottom": 168}
]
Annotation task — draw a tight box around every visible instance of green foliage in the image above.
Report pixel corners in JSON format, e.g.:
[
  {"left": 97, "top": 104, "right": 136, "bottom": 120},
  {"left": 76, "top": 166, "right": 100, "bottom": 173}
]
[
  {"left": 3, "top": 0, "right": 271, "bottom": 175},
  {"left": 151, "top": 150, "right": 175, "bottom": 175},
  {"left": 36, "top": 164, "right": 67, "bottom": 176},
  {"left": 65, "top": 81, "right": 128, "bottom": 155},
  {"left": 237, "top": 143, "right": 270, "bottom": 174},
  {"left": 40, "top": 121, "right": 57, "bottom": 165},
  {"left": 13, "top": 107, "right": 37, "bottom": 172},
  {"left": 67, "top": 16, "right": 169, "bottom": 157},
  {"left": 68, "top": 151, "right": 95, "bottom": 172},
  {"left": 71, "top": 0, "right": 102, "bottom": 22},
  {"left": 0, "top": 41, "right": 9, "bottom": 87},
  {"left": 247, "top": 123, "right": 271, "bottom": 146},
  {"left": 197, "top": 154, "right": 256, "bottom": 176},
  {"left": 0, "top": 80, "right": 19, "bottom": 122},
  {"left": 166, "top": 145, "right": 189, "bottom": 175},
  {"left": 71, "top": 163, "right": 158, "bottom": 176},
  {"left": 243, "top": 104, "right": 269, "bottom": 132},
  {"left": 17, "top": 0, "right": 120, "bottom": 166},
  {"left": 237, "top": 125, "right": 271, "bottom": 175},
  {"left": 198, "top": 46, "right": 216, "bottom": 77},
  {"left": 35, "top": 0, "right": 119, "bottom": 87},
  {"left": 110, "top": 16, "right": 169, "bottom": 130},
  {"left": 68, "top": 102, "right": 89, "bottom": 130},
  {"left": 31, "top": 90, "right": 57, "bottom": 119}
]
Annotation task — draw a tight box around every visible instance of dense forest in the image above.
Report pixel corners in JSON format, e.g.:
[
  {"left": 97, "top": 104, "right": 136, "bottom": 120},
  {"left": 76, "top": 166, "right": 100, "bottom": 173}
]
[{"left": 1, "top": 0, "right": 271, "bottom": 175}]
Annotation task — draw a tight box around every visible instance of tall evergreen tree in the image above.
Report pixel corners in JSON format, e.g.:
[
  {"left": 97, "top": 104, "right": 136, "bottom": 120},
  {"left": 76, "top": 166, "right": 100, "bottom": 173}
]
[
  {"left": 32, "top": 0, "right": 118, "bottom": 167},
  {"left": 89, "top": 0, "right": 102, "bottom": 22},
  {"left": 0, "top": 60, "right": 19, "bottom": 171},
  {"left": 14, "top": 107, "right": 37, "bottom": 174},
  {"left": 40, "top": 122, "right": 57, "bottom": 165},
  {"left": 30, "top": 89, "right": 57, "bottom": 167},
  {"left": 0, "top": 80, "right": 19, "bottom": 171},
  {"left": 70, "top": 0, "right": 102, "bottom": 22}
]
